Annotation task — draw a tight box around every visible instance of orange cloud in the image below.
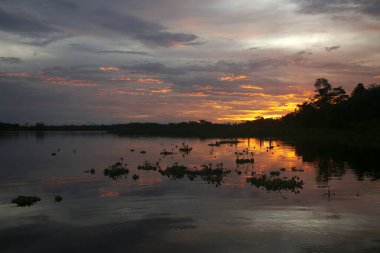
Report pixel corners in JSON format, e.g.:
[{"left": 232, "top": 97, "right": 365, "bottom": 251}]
[
  {"left": 136, "top": 78, "right": 163, "bottom": 84},
  {"left": 219, "top": 74, "right": 249, "bottom": 81},
  {"left": 240, "top": 84, "right": 264, "bottom": 90},
  {"left": 0, "top": 72, "right": 30, "bottom": 77},
  {"left": 39, "top": 75, "right": 96, "bottom": 87},
  {"left": 98, "top": 66, "right": 121, "bottom": 71},
  {"left": 109, "top": 76, "right": 132, "bottom": 81},
  {"left": 151, "top": 88, "right": 172, "bottom": 93}
]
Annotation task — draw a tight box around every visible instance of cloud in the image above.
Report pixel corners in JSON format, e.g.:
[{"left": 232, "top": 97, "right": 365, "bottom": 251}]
[
  {"left": 294, "top": 0, "right": 380, "bottom": 18},
  {"left": 0, "top": 6, "right": 67, "bottom": 45},
  {"left": 325, "top": 45, "right": 341, "bottom": 52},
  {"left": 97, "top": 50, "right": 153, "bottom": 56},
  {"left": 69, "top": 44, "right": 153, "bottom": 56},
  {"left": 0, "top": 57, "right": 21, "bottom": 63},
  {"left": 0, "top": 2, "right": 198, "bottom": 47},
  {"left": 91, "top": 9, "right": 198, "bottom": 47}
]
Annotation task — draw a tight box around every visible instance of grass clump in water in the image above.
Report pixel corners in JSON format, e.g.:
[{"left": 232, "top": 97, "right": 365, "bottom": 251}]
[
  {"left": 160, "top": 162, "right": 231, "bottom": 186},
  {"left": 179, "top": 143, "right": 193, "bottom": 154},
  {"left": 235, "top": 149, "right": 254, "bottom": 164},
  {"left": 54, "top": 195, "right": 63, "bottom": 202},
  {"left": 247, "top": 174, "right": 303, "bottom": 193},
  {"left": 104, "top": 158, "right": 129, "bottom": 180},
  {"left": 208, "top": 138, "right": 241, "bottom": 147},
  {"left": 270, "top": 170, "right": 281, "bottom": 176},
  {"left": 188, "top": 163, "right": 232, "bottom": 187},
  {"left": 12, "top": 196, "right": 41, "bottom": 207},
  {"left": 160, "top": 149, "right": 175, "bottom": 156},
  {"left": 160, "top": 163, "right": 189, "bottom": 179},
  {"left": 138, "top": 161, "right": 160, "bottom": 171}
]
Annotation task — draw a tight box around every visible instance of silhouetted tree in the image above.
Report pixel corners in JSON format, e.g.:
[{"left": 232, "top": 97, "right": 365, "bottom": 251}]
[{"left": 351, "top": 83, "right": 366, "bottom": 97}]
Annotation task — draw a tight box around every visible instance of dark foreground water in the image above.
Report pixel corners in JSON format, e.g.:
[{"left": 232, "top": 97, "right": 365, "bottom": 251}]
[{"left": 0, "top": 132, "right": 379, "bottom": 253}]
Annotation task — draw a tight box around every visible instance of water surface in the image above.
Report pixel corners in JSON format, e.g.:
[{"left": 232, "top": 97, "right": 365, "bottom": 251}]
[{"left": 0, "top": 132, "right": 379, "bottom": 253}]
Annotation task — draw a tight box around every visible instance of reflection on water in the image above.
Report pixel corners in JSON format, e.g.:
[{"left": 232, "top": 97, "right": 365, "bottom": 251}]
[{"left": 0, "top": 132, "right": 379, "bottom": 253}]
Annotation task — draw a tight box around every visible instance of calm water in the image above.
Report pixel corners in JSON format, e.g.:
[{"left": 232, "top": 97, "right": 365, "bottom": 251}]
[{"left": 0, "top": 132, "right": 379, "bottom": 253}]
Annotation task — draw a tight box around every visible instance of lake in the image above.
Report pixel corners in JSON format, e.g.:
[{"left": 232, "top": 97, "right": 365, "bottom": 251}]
[{"left": 0, "top": 132, "right": 379, "bottom": 253}]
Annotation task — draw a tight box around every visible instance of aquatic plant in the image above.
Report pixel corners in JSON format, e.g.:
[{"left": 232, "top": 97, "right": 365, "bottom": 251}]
[
  {"left": 160, "top": 163, "right": 189, "bottom": 179},
  {"left": 12, "top": 196, "right": 41, "bottom": 207},
  {"left": 235, "top": 149, "right": 254, "bottom": 164},
  {"left": 140, "top": 151, "right": 146, "bottom": 154},
  {"left": 160, "top": 162, "right": 231, "bottom": 186},
  {"left": 84, "top": 168, "right": 96, "bottom": 174},
  {"left": 132, "top": 174, "right": 139, "bottom": 180},
  {"left": 247, "top": 174, "right": 303, "bottom": 194},
  {"left": 160, "top": 149, "right": 175, "bottom": 156},
  {"left": 51, "top": 152, "right": 56, "bottom": 156},
  {"left": 188, "top": 163, "right": 232, "bottom": 187},
  {"left": 291, "top": 166, "right": 304, "bottom": 172},
  {"left": 54, "top": 195, "right": 63, "bottom": 202},
  {"left": 270, "top": 170, "right": 281, "bottom": 176},
  {"left": 103, "top": 158, "right": 129, "bottom": 180},
  {"left": 179, "top": 143, "right": 193, "bottom": 153},
  {"left": 137, "top": 161, "right": 160, "bottom": 171},
  {"left": 208, "top": 138, "right": 242, "bottom": 147}
]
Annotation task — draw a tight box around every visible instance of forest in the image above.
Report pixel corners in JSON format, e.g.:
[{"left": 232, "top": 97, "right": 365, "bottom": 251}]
[{"left": 1, "top": 78, "right": 380, "bottom": 142}]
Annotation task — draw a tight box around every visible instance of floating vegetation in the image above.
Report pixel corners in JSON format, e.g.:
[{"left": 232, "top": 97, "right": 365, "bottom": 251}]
[
  {"left": 179, "top": 143, "right": 192, "bottom": 154},
  {"left": 280, "top": 168, "right": 286, "bottom": 171},
  {"left": 160, "top": 163, "right": 189, "bottom": 179},
  {"left": 160, "top": 162, "right": 231, "bottom": 186},
  {"left": 12, "top": 196, "right": 41, "bottom": 207},
  {"left": 51, "top": 153, "right": 56, "bottom": 156},
  {"left": 130, "top": 149, "right": 135, "bottom": 152},
  {"left": 132, "top": 174, "right": 139, "bottom": 181},
  {"left": 235, "top": 149, "right": 254, "bottom": 164},
  {"left": 247, "top": 174, "right": 303, "bottom": 194},
  {"left": 188, "top": 163, "right": 232, "bottom": 187},
  {"left": 270, "top": 170, "right": 281, "bottom": 176},
  {"left": 103, "top": 158, "right": 129, "bottom": 180},
  {"left": 54, "top": 195, "right": 63, "bottom": 202},
  {"left": 84, "top": 168, "right": 96, "bottom": 174},
  {"left": 140, "top": 151, "right": 146, "bottom": 154},
  {"left": 208, "top": 138, "right": 242, "bottom": 147},
  {"left": 236, "top": 158, "right": 254, "bottom": 164},
  {"left": 160, "top": 149, "right": 175, "bottom": 156},
  {"left": 291, "top": 166, "right": 304, "bottom": 172},
  {"left": 138, "top": 161, "right": 160, "bottom": 171}
]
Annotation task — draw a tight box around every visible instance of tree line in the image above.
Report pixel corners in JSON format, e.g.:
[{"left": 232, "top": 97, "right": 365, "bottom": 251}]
[{"left": 1, "top": 78, "right": 379, "bottom": 136}]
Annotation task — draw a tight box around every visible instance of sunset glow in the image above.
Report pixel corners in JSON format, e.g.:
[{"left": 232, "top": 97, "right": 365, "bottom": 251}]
[{"left": 0, "top": 0, "right": 379, "bottom": 124}]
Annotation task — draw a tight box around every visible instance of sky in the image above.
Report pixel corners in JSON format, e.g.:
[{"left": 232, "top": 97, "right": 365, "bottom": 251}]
[{"left": 0, "top": 0, "right": 379, "bottom": 124}]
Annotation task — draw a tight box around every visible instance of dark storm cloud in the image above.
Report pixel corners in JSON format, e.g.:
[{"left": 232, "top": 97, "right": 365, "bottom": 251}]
[
  {"left": 295, "top": 0, "right": 380, "bottom": 17},
  {"left": 92, "top": 9, "right": 198, "bottom": 47},
  {"left": 0, "top": 1, "right": 199, "bottom": 47},
  {"left": 0, "top": 7, "right": 57, "bottom": 34},
  {"left": 0, "top": 57, "right": 21, "bottom": 64},
  {"left": 0, "top": 6, "right": 66, "bottom": 45}
]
